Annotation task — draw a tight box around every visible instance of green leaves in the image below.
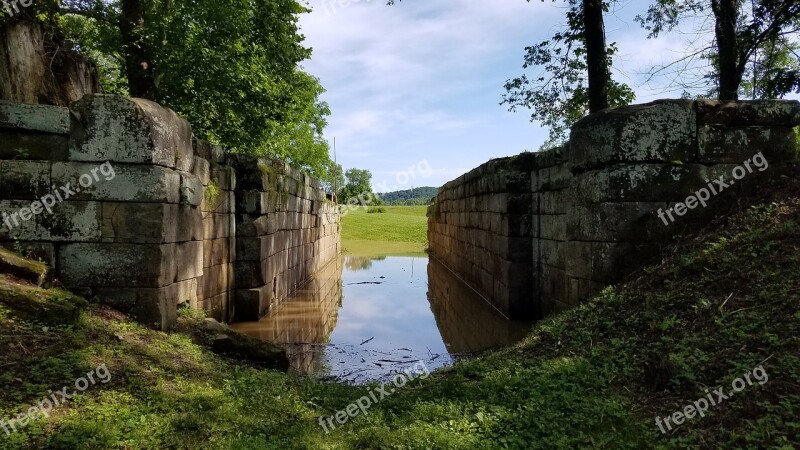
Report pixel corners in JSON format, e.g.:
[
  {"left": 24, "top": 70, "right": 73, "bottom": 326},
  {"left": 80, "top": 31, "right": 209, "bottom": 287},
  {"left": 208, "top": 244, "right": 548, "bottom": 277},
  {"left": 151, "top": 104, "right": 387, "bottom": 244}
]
[
  {"left": 59, "top": 0, "right": 333, "bottom": 180},
  {"left": 502, "top": 0, "right": 635, "bottom": 149}
]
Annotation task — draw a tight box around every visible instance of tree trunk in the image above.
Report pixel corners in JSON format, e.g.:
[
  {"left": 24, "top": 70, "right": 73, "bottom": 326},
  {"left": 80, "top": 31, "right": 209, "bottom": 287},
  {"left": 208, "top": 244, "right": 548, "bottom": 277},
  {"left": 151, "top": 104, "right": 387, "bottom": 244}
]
[
  {"left": 711, "top": 0, "right": 740, "bottom": 101},
  {"left": 583, "top": 0, "right": 609, "bottom": 113},
  {"left": 120, "top": 0, "right": 157, "bottom": 99},
  {"left": 0, "top": 21, "right": 99, "bottom": 105}
]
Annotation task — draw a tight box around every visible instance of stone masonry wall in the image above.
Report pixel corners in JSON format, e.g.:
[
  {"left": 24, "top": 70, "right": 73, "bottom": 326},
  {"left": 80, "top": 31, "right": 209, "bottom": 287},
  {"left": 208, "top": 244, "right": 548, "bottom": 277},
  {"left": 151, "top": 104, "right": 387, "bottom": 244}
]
[
  {"left": 0, "top": 95, "right": 340, "bottom": 330},
  {"left": 427, "top": 154, "right": 534, "bottom": 317},
  {"left": 233, "top": 156, "right": 340, "bottom": 321},
  {"left": 429, "top": 99, "right": 800, "bottom": 320}
]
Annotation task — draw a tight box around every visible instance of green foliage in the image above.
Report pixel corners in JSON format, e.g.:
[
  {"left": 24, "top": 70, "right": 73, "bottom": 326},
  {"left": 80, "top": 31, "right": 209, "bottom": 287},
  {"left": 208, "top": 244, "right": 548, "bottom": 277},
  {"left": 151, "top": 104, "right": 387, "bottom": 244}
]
[
  {"left": 203, "top": 180, "right": 220, "bottom": 209},
  {"left": 56, "top": 0, "right": 334, "bottom": 179},
  {"left": 378, "top": 186, "right": 438, "bottom": 205},
  {"left": 637, "top": 0, "right": 800, "bottom": 99},
  {"left": 366, "top": 206, "right": 386, "bottom": 213},
  {"left": 502, "top": 0, "right": 635, "bottom": 149},
  {"left": 338, "top": 168, "right": 379, "bottom": 205}
]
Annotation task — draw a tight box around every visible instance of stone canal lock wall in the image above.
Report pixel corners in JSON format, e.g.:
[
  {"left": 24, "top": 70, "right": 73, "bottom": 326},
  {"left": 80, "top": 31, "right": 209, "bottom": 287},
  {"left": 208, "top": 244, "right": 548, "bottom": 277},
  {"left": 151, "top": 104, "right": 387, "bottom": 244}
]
[
  {"left": 428, "top": 99, "right": 800, "bottom": 319},
  {"left": 0, "top": 95, "right": 340, "bottom": 330}
]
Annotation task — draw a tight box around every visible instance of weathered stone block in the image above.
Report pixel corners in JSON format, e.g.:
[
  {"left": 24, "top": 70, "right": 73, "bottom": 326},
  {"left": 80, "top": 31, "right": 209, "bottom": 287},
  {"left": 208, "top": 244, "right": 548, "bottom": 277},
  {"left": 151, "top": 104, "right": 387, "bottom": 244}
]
[
  {"left": 236, "top": 236, "right": 272, "bottom": 261},
  {"left": 95, "top": 279, "right": 196, "bottom": 331},
  {"left": 572, "top": 164, "right": 709, "bottom": 204},
  {"left": 175, "top": 241, "right": 203, "bottom": 281},
  {"left": 0, "top": 200, "right": 40, "bottom": 240},
  {"left": 696, "top": 99, "right": 800, "bottom": 127},
  {"left": 236, "top": 214, "right": 270, "bottom": 237},
  {"left": 192, "top": 156, "right": 211, "bottom": 186},
  {"left": 539, "top": 214, "right": 567, "bottom": 241},
  {"left": 0, "top": 160, "right": 51, "bottom": 199},
  {"left": 0, "top": 101, "right": 69, "bottom": 134},
  {"left": 564, "top": 241, "right": 592, "bottom": 279},
  {"left": 0, "top": 130, "right": 69, "bottom": 161},
  {"left": 176, "top": 205, "right": 204, "bottom": 242},
  {"left": 201, "top": 263, "right": 232, "bottom": 298},
  {"left": 570, "top": 100, "right": 695, "bottom": 170},
  {"left": 566, "top": 278, "right": 605, "bottom": 307},
  {"left": 235, "top": 261, "right": 265, "bottom": 289},
  {"left": 238, "top": 190, "right": 269, "bottom": 214},
  {"left": 697, "top": 126, "right": 797, "bottom": 163},
  {"left": 70, "top": 95, "right": 192, "bottom": 167},
  {"left": 540, "top": 239, "right": 565, "bottom": 269},
  {"left": 59, "top": 243, "right": 176, "bottom": 287},
  {"left": 568, "top": 202, "right": 666, "bottom": 242},
  {"left": 538, "top": 164, "right": 572, "bottom": 191},
  {"left": 193, "top": 138, "right": 212, "bottom": 160},
  {"left": 203, "top": 238, "right": 231, "bottom": 268},
  {"left": 234, "top": 285, "right": 274, "bottom": 321},
  {"left": 44, "top": 201, "right": 102, "bottom": 242},
  {"left": 210, "top": 162, "right": 235, "bottom": 191},
  {"left": 498, "top": 214, "right": 532, "bottom": 237},
  {"left": 179, "top": 172, "right": 203, "bottom": 206},
  {"left": 52, "top": 162, "right": 181, "bottom": 203},
  {"left": 539, "top": 190, "right": 571, "bottom": 214},
  {"left": 541, "top": 265, "right": 567, "bottom": 304}
]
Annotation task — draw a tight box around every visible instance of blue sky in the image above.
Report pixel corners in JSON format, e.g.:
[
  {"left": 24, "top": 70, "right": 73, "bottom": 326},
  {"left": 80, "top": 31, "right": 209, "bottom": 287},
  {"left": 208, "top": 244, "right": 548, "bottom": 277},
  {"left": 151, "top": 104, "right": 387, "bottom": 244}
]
[{"left": 297, "top": 0, "right": 794, "bottom": 192}]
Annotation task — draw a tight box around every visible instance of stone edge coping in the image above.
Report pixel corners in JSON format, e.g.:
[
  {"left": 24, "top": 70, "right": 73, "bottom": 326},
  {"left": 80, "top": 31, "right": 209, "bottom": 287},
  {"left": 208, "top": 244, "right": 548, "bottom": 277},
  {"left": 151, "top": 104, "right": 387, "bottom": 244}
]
[{"left": 0, "top": 101, "right": 69, "bottom": 135}]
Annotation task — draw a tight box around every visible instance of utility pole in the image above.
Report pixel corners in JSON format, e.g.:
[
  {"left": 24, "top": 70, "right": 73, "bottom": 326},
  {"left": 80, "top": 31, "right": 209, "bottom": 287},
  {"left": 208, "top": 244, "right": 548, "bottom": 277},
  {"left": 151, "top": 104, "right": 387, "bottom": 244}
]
[{"left": 333, "top": 137, "right": 337, "bottom": 198}]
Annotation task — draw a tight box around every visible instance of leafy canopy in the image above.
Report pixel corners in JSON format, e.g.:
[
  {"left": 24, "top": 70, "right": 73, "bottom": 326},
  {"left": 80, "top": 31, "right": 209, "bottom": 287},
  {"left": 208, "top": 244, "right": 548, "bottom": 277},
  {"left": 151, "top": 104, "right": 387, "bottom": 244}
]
[
  {"left": 502, "top": 0, "right": 635, "bottom": 150},
  {"left": 56, "top": 0, "right": 335, "bottom": 180},
  {"left": 637, "top": 0, "right": 800, "bottom": 99}
]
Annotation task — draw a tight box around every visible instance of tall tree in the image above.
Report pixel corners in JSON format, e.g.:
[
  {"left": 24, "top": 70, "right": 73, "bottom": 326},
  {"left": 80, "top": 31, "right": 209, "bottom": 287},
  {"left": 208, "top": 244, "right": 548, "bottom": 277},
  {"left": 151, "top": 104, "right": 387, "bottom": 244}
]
[
  {"left": 388, "top": 0, "right": 630, "bottom": 145},
  {"left": 502, "top": 0, "right": 634, "bottom": 148},
  {"left": 583, "top": 0, "right": 610, "bottom": 111},
  {"left": 119, "top": 0, "right": 156, "bottom": 99},
  {"left": 338, "top": 168, "right": 379, "bottom": 205},
  {"left": 638, "top": 0, "right": 800, "bottom": 100},
  {"left": 711, "top": 0, "right": 740, "bottom": 100},
  {"left": 43, "top": 0, "right": 336, "bottom": 180}
]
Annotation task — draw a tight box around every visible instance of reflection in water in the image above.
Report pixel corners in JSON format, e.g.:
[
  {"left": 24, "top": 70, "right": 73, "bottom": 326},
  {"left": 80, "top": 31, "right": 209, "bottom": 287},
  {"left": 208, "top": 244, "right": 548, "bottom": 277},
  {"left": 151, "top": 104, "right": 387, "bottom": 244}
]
[
  {"left": 231, "top": 258, "right": 343, "bottom": 375},
  {"left": 232, "top": 253, "right": 531, "bottom": 383},
  {"left": 427, "top": 258, "right": 531, "bottom": 354},
  {"left": 344, "top": 255, "right": 385, "bottom": 272}
]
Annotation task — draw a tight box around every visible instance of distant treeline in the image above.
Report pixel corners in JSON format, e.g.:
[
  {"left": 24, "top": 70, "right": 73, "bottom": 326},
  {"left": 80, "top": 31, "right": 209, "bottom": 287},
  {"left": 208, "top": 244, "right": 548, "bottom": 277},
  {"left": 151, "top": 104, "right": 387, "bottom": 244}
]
[{"left": 376, "top": 187, "right": 439, "bottom": 205}]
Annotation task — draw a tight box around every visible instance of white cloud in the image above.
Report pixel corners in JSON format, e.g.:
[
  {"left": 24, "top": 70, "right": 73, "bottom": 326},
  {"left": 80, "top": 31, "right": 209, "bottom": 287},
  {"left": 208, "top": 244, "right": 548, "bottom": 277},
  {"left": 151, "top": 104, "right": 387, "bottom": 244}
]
[{"left": 299, "top": 0, "right": 796, "bottom": 190}]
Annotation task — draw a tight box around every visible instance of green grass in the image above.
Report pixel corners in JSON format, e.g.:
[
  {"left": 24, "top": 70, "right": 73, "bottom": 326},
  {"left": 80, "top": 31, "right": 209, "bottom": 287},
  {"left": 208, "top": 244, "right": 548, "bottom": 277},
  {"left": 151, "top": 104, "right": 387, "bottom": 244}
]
[
  {"left": 1, "top": 173, "right": 800, "bottom": 448},
  {"left": 340, "top": 205, "right": 428, "bottom": 245},
  {"left": 341, "top": 240, "right": 426, "bottom": 257}
]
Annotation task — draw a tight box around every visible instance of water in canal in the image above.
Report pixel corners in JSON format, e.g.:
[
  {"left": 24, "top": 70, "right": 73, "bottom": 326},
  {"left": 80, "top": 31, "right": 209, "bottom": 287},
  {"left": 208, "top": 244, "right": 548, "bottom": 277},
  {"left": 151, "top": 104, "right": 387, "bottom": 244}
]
[{"left": 231, "top": 253, "right": 531, "bottom": 384}]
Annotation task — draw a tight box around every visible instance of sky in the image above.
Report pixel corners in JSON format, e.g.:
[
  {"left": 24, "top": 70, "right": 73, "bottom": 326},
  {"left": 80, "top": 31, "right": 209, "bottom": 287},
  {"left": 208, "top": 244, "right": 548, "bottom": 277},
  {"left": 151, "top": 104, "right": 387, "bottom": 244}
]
[{"left": 296, "top": 0, "right": 793, "bottom": 193}]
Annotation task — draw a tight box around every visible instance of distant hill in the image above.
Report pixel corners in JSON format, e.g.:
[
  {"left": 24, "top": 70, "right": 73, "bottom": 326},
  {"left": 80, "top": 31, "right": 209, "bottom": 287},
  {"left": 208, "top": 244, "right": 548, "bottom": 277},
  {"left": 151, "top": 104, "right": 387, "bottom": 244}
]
[{"left": 376, "top": 186, "right": 439, "bottom": 205}]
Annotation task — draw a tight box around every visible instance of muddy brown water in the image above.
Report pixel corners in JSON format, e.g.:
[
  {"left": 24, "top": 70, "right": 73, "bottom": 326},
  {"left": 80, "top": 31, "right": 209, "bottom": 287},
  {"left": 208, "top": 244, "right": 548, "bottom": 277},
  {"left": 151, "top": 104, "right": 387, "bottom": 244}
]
[{"left": 230, "top": 252, "right": 531, "bottom": 384}]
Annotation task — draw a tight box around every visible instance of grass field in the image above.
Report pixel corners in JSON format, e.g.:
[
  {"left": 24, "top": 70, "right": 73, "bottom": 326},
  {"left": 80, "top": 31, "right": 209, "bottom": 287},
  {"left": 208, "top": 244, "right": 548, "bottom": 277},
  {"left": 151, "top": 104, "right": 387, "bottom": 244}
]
[{"left": 340, "top": 205, "right": 428, "bottom": 255}]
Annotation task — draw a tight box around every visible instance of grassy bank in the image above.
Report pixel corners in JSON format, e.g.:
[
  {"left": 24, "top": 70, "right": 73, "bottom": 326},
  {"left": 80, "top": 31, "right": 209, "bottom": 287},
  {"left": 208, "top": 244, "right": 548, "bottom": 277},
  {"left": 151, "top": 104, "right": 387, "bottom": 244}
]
[
  {"left": 1, "top": 174, "right": 799, "bottom": 448},
  {"left": 340, "top": 205, "right": 428, "bottom": 255}
]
